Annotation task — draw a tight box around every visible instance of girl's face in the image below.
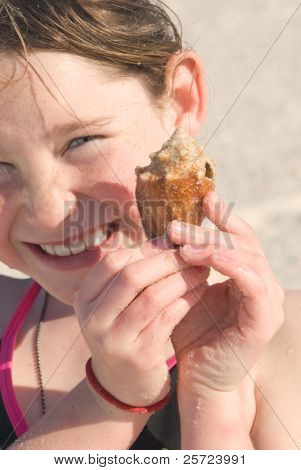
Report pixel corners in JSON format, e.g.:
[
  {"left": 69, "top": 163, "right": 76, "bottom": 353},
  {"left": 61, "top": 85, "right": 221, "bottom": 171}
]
[{"left": 0, "top": 51, "right": 176, "bottom": 304}]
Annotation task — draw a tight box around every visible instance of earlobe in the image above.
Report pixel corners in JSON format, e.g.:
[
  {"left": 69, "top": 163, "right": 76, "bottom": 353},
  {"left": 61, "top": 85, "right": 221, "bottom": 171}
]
[{"left": 165, "top": 50, "right": 207, "bottom": 136}]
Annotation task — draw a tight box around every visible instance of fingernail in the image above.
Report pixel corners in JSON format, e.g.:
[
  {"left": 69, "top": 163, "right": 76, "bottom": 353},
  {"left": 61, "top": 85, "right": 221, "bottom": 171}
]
[
  {"left": 212, "top": 252, "right": 231, "bottom": 262},
  {"left": 181, "top": 244, "right": 207, "bottom": 254}
]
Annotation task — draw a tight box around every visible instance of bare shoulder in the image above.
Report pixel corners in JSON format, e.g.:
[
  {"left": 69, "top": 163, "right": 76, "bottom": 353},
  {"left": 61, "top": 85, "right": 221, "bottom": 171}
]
[
  {"left": 251, "top": 289, "right": 301, "bottom": 449},
  {"left": 0, "top": 274, "right": 33, "bottom": 335}
]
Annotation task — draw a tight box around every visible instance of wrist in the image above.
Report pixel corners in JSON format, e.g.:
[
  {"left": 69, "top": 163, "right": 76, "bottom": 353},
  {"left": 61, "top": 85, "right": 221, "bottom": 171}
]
[
  {"left": 85, "top": 376, "right": 150, "bottom": 423},
  {"left": 87, "top": 357, "right": 171, "bottom": 414},
  {"left": 178, "top": 381, "right": 245, "bottom": 422},
  {"left": 177, "top": 384, "right": 254, "bottom": 449},
  {"left": 91, "top": 357, "right": 171, "bottom": 408}
]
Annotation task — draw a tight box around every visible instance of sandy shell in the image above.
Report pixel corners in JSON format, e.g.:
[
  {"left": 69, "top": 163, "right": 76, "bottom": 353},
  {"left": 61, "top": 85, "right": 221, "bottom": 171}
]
[{"left": 135, "top": 128, "right": 216, "bottom": 239}]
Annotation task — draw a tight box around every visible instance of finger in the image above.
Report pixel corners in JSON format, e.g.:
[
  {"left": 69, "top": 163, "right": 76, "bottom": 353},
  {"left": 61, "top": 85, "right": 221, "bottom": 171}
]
[
  {"left": 75, "top": 233, "right": 179, "bottom": 303},
  {"left": 179, "top": 244, "right": 269, "bottom": 275},
  {"left": 202, "top": 190, "right": 256, "bottom": 239},
  {"left": 84, "top": 248, "right": 193, "bottom": 326},
  {"left": 179, "top": 246, "right": 280, "bottom": 340},
  {"left": 137, "top": 283, "right": 208, "bottom": 348},
  {"left": 179, "top": 242, "right": 281, "bottom": 307},
  {"left": 114, "top": 266, "right": 210, "bottom": 340},
  {"left": 167, "top": 221, "right": 247, "bottom": 251}
]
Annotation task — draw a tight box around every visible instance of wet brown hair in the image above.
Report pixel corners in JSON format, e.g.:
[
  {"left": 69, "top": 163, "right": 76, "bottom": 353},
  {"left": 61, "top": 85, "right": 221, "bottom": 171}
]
[{"left": 0, "top": 0, "right": 184, "bottom": 100}]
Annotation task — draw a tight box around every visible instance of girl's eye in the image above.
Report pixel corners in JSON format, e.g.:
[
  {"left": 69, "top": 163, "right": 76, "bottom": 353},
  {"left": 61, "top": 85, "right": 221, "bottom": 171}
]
[{"left": 67, "top": 135, "right": 99, "bottom": 150}]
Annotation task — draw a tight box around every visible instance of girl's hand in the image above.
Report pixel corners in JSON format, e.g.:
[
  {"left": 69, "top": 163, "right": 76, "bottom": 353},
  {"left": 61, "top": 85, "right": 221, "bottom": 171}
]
[
  {"left": 73, "top": 234, "right": 209, "bottom": 407},
  {"left": 167, "top": 190, "right": 285, "bottom": 396}
]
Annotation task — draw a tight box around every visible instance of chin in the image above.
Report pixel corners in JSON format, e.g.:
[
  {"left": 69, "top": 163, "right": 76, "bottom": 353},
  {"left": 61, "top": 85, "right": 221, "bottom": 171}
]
[{"left": 30, "top": 266, "right": 90, "bottom": 306}]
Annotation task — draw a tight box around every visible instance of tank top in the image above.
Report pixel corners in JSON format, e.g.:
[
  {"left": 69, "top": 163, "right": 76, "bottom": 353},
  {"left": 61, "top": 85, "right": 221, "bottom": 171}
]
[{"left": 0, "top": 280, "right": 180, "bottom": 449}]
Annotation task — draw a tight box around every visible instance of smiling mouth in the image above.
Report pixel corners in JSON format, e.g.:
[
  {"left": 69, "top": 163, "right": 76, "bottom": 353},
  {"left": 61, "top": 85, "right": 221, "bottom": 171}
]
[
  {"left": 22, "top": 220, "right": 121, "bottom": 271},
  {"left": 28, "top": 220, "right": 120, "bottom": 257}
]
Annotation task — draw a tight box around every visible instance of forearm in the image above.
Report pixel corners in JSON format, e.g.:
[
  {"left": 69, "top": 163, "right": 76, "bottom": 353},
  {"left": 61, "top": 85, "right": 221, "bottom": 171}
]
[
  {"left": 9, "top": 379, "right": 148, "bottom": 450},
  {"left": 178, "top": 386, "right": 254, "bottom": 450}
]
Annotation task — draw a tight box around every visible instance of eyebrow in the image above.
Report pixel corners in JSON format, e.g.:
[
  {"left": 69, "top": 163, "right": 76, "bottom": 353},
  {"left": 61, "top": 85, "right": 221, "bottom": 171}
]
[{"left": 48, "top": 116, "right": 114, "bottom": 137}]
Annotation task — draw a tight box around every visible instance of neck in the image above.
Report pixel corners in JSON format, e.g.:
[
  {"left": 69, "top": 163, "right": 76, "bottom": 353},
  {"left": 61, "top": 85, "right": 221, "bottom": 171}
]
[{"left": 43, "top": 292, "right": 75, "bottom": 322}]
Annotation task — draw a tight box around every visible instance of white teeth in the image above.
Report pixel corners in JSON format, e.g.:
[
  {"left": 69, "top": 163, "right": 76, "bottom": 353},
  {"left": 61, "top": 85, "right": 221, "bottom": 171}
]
[
  {"left": 85, "top": 229, "right": 107, "bottom": 248},
  {"left": 54, "top": 245, "right": 72, "bottom": 256},
  {"left": 40, "top": 244, "right": 56, "bottom": 255},
  {"left": 39, "top": 228, "right": 110, "bottom": 256},
  {"left": 70, "top": 241, "right": 87, "bottom": 255}
]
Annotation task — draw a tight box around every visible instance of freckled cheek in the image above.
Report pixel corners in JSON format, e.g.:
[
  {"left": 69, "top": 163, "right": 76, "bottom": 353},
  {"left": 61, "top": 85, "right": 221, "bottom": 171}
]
[
  {"left": 74, "top": 152, "right": 138, "bottom": 222},
  {"left": 0, "top": 196, "right": 18, "bottom": 237},
  {"left": 80, "top": 141, "right": 139, "bottom": 190}
]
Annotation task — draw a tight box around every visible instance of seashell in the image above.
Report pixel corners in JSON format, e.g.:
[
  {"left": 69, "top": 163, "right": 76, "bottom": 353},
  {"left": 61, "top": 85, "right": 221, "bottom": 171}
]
[{"left": 135, "top": 127, "right": 216, "bottom": 239}]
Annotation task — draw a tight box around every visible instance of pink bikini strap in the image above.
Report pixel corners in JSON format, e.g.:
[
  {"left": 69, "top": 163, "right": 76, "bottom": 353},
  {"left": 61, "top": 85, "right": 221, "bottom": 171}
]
[
  {"left": 166, "top": 355, "right": 177, "bottom": 371},
  {"left": 0, "top": 280, "right": 41, "bottom": 437}
]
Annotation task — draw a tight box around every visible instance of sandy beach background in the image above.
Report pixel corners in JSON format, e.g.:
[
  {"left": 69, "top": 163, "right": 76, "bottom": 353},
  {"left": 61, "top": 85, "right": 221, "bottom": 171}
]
[{"left": 1, "top": 0, "right": 300, "bottom": 289}]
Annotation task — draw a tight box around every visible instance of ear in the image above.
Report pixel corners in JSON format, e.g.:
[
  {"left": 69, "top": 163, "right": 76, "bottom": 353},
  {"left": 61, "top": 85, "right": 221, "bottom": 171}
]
[{"left": 164, "top": 49, "right": 207, "bottom": 136}]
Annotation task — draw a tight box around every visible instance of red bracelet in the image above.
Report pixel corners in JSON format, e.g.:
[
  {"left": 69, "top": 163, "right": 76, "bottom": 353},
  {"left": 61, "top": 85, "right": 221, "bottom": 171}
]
[{"left": 85, "top": 357, "right": 171, "bottom": 414}]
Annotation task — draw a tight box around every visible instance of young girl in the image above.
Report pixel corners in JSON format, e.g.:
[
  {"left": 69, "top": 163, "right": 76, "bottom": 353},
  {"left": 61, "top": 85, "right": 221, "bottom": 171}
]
[{"left": 0, "top": 0, "right": 300, "bottom": 450}]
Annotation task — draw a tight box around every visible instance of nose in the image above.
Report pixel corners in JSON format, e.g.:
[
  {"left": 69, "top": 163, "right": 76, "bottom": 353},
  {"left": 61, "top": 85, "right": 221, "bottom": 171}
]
[{"left": 23, "top": 166, "right": 77, "bottom": 230}]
